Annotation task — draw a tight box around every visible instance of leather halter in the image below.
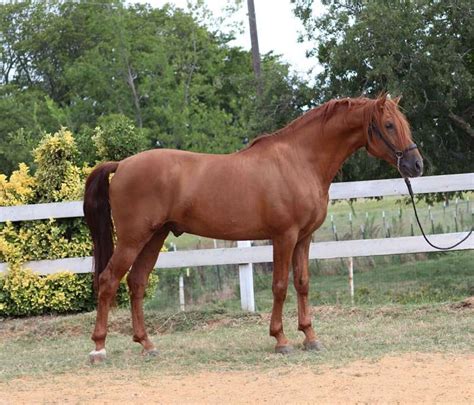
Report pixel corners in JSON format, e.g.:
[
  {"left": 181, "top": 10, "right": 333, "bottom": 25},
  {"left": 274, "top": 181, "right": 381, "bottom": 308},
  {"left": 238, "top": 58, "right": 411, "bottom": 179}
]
[
  {"left": 368, "top": 122, "right": 418, "bottom": 171},
  {"left": 368, "top": 121, "right": 472, "bottom": 250}
]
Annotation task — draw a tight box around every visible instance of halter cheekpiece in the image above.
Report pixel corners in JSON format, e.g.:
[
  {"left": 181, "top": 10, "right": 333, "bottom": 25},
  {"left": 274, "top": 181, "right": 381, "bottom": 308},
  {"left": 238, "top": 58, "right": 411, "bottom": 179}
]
[{"left": 368, "top": 122, "right": 418, "bottom": 170}]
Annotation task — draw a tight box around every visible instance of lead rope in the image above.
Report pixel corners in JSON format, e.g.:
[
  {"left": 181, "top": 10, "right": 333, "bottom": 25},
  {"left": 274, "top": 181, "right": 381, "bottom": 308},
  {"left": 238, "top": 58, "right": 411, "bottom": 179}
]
[{"left": 404, "top": 178, "right": 473, "bottom": 250}]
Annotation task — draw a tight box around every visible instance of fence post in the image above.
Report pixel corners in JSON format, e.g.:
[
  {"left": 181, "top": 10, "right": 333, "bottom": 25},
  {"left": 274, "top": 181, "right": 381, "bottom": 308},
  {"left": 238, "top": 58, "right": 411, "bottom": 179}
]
[
  {"left": 238, "top": 240, "right": 255, "bottom": 312},
  {"left": 173, "top": 243, "right": 185, "bottom": 311},
  {"left": 348, "top": 257, "right": 354, "bottom": 306},
  {"left": 179, "top": 275, "right": 185, "bottom": 311}
]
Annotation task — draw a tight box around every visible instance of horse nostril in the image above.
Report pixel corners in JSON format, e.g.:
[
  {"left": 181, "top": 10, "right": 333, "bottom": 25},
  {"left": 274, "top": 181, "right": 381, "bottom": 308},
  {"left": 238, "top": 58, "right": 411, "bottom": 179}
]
[{"left": 415, "top": 160, "right": 422, "bottom": 170}]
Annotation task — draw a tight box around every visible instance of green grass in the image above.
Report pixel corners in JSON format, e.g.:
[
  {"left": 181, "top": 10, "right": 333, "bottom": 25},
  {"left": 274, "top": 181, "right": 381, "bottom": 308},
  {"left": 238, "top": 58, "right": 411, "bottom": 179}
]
[
  {"left": 3, "top": 252, "right": 471, "bottom": 381},
  {"left": 0, "top": 302, "right": 472, "bottom": 381},
  {"left": 1, "top": 193, "right": 472, "bottom": 381},
  {"left": 148, "top": 251, "right": 474, "bottom": 312}
]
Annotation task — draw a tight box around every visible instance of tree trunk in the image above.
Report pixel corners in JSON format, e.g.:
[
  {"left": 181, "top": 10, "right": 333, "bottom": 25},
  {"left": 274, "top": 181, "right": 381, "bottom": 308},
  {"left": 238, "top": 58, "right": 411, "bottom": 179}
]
[
  {"left": 126, "top": 62, "right": 143, "bottom": 129},
  {"left": 448, "top": 112, "right": 474, "bottom": 138},
  {"left": 247, "top": 0, "right": 262, "bottom": 98}
]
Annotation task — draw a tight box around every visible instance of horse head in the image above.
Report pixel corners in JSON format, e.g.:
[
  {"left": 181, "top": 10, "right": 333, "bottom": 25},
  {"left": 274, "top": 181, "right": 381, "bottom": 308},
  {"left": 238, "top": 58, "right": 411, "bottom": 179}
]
[{"left": 365, "top": 95, "right": 423, "bottom": 178}]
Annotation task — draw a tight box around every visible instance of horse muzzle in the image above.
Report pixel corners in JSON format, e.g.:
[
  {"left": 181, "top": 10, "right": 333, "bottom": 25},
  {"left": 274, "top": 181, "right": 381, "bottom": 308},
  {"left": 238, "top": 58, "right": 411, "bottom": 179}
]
[{"left": 399, "top": 154, "right": 423, "bottom": 178}]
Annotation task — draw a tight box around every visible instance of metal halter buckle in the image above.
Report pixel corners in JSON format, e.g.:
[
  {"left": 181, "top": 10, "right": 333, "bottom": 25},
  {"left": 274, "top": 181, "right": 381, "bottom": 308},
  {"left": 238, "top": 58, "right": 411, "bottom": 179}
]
[{"left": 395, "top": 151, "right": 404, "bottom": 170}]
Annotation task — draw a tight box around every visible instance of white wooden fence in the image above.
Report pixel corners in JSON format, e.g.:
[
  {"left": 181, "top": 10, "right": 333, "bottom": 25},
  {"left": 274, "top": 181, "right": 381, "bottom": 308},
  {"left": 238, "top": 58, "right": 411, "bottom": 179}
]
[{"left": 1, "top": 173, "right": 473, "bottom": 311}]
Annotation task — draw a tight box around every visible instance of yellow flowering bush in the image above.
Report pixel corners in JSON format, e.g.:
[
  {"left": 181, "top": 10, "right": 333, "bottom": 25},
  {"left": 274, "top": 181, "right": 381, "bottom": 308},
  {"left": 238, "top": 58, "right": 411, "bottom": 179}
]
[
  {"left": 0, "top": 163, "right": 36, "bottom": 206},
  {"left": 0, "top": 127, "right": 159, "bottom": 317},
  {"left": 33, "top": 127, "right": 83, "bottom": 202},
  {"left": 0, "top": 267, "right": 160, "bottom": 316}
]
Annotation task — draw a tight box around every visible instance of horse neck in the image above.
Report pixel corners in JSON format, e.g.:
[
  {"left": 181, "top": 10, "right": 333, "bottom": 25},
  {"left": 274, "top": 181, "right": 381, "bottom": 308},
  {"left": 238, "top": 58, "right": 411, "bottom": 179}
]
[{"left": 290, "top": 109, "right": 367, "bottom": 190}]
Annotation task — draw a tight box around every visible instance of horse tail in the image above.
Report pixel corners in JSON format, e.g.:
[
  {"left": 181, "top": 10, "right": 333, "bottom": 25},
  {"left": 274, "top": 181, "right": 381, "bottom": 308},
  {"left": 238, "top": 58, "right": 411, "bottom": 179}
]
[{"left": 83, "top": 161, "right": 119, "bottom": 292}]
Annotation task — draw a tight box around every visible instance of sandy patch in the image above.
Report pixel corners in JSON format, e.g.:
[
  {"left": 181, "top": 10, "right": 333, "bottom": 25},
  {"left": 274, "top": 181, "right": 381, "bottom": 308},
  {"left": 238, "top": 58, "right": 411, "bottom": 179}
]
[{"left": 1, "top": 352, "right": 473, "bottom": 404}]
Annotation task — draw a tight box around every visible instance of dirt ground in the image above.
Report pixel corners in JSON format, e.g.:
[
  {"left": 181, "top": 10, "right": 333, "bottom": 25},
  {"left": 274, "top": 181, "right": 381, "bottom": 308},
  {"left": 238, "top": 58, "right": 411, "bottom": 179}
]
[{"left": 1, "top": 352, "right": 473, "bottom": 404}]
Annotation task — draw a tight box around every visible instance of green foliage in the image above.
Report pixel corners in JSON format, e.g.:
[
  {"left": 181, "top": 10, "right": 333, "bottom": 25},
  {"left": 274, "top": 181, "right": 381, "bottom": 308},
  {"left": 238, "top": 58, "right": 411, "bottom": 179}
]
[
  {"left": 0, "top": 268, "right": 96, "bottom": 316},
  {"left": 0, "top": 219, "right": 91, "bottom": 264},
  {"left": 293, "top": 0, "right": 474, "bottom": 179},
  {"left": 0, "top": 128, "right": 38, "bottom": 176},
  {"left": 0, "top": 85, "right": 64, "bottom": 175},
  {"left": 0, "top": 128, "right": 160, "bottom": 316},
  {"left": 0, "top": 163, "right": 36, "bottom": 206},
  {"left": 93, "top": 114, "right": 149, "bottom": 161},
  {"left": 0, "top": 1, "right": 313, "bottom": 174},
  {"left": 0, "top": 266, "right": 160, "bottom": 317},
  {"left": 33, "top": 128, "right": 83, "bottom": 202}
]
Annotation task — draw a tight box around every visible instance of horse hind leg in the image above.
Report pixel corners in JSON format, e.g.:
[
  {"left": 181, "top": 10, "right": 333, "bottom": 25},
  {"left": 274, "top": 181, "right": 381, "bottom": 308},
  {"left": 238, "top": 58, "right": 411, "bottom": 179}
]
[
  {"left": 90, "top": 239, "right": 148, "bottom": 364},
  {"left": 127, "top": 230, "right": 169, "bottom": 356},
  {"left": 292, "top": 235, "right": 323, "bottom": 351}
]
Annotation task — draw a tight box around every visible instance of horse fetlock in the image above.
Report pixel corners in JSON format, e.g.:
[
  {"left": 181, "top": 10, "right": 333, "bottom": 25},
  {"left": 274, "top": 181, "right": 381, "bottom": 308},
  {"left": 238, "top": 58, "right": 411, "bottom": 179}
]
[
  {"left": 132, "top": 334, "right": 147, "bottom": 343},
  {"left": 133, "top": 335, "right": 157, "bottom": 352},
  {"left": 91, "top": 334, "right": 106, "bottom": 344},
  {"left": 298, "top": 322, "right": 314, "bottom": 333},
  {"left": 269, "top": 323, "right": 283, "bottom": 338}
]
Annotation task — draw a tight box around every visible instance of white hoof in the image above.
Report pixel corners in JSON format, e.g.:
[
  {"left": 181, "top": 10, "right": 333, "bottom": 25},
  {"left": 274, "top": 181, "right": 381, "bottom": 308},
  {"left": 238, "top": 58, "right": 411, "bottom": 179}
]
[{"left": 89, "top": 348, "right": 107, "bottom": 364}]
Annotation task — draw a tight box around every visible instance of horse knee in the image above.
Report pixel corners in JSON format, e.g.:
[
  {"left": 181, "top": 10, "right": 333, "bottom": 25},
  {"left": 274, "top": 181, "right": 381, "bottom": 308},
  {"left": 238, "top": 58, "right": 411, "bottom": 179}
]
[
  {"left": 272, "top": 280, "right": 288, "bottom": 300},
  {"left": 295, "top": 279, "right": 309, "bottom": 295}
]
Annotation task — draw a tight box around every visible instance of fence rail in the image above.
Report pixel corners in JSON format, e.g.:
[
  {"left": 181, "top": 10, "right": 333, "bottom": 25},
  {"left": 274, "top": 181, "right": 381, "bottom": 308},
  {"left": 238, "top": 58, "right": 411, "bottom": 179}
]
[
  {"left": 1, "top": 173, "right": 473, "bottom": 310},
  {"left": 0, "top": 232, "right": 472, "bottom": 276}
]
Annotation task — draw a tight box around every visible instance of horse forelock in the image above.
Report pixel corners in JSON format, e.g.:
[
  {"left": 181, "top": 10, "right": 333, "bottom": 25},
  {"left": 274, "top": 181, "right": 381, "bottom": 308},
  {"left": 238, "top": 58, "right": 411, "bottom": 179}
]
[{"left": 367, "top": 96, "right": 412, "bottom": 145}]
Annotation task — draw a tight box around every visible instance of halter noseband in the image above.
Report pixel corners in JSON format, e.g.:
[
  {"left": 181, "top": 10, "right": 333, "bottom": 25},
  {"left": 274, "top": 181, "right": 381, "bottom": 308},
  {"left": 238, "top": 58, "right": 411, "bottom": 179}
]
[{"left": 368, "top": 122, "right": 418, "bottom": 171}]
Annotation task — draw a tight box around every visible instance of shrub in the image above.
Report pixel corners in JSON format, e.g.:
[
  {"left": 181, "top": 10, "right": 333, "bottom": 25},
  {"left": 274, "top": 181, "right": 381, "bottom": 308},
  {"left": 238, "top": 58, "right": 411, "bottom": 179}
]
[
  {"left": 0, "top": 219, "right": 91, "bottom": 264},
  {"left": 93, "top": 114, "right": 149, "bottom": 161},
  {"left": 0, "top": 163, "right": 36, "bottom": 206},
  {"left": 0, "top": 127, "right": 160, "bottom": 317},
  {"left": 0, "top": 267, "right": 159, "bottom": 317},
  {"left": 33, "top": 127, "right": 85, "bottom": 202}
]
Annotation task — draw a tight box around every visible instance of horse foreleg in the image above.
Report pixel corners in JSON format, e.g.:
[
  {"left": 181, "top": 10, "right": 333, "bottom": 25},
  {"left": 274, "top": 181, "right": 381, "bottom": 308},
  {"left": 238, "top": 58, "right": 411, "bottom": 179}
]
[
  {"left": 292, "top": 235, "right": 323, "bottom": 351},
  {"left": 270, "top": 233, "right": 297, "bottom": 354},
  {"left": 90, "top": 242, "right": 143, "bottom": 364},
  {"left": 127, "top": 230, "right": 168, "bottom": 356}
]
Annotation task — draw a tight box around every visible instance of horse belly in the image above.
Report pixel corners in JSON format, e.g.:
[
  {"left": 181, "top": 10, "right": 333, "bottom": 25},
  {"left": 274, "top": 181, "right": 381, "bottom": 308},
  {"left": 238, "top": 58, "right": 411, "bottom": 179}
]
[{"left": 172, "top": 200, "right": 270, "bottom": 241}]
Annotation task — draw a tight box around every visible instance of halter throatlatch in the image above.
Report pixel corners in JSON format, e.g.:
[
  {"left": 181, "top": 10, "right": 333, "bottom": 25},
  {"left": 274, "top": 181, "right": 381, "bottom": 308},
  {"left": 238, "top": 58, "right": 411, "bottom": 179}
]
[{"left": 367, "top": 121, "right": 472, "bottom": 250}]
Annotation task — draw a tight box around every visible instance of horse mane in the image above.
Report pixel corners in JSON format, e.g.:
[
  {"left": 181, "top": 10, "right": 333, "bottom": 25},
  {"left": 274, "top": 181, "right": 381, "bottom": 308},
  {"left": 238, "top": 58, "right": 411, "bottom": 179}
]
[{"left": 245, "top": 95, "right": 410, "bottom": 149}]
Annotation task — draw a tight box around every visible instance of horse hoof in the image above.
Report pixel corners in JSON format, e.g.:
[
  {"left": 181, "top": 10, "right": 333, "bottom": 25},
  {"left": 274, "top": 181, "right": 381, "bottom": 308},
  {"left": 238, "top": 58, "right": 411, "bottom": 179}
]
[
  {"left": 275, "top": 345, "right": 293, "bottom": 355},
  {"left": 89, "top": 348, "right": 107, "bottom": 364},
  {"left": 303, "top": 340, "right": 324, "bottom": 351},
  {"left": 142, "top": 348, "right": 159, "bottom": 357}
]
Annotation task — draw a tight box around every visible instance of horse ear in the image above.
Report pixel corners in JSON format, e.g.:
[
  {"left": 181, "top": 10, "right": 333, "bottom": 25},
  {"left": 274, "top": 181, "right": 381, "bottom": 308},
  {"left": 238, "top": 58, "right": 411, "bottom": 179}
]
[
  {"left": 393, "top": 95, "right": 402, "bottom": 105},
  {"left": 376, "top": 94, "right": 387, "bottom": 110}
]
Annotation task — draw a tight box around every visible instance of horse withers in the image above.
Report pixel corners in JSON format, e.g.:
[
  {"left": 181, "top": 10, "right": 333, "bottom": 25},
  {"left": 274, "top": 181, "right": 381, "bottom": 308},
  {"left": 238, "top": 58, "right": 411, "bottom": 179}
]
[{"left": 84, "top": 95, "right": 423, "bottom": 363}]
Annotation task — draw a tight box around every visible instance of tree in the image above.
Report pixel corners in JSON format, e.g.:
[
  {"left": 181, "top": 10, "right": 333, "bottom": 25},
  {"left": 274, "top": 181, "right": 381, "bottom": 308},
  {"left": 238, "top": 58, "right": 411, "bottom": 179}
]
[
  {"left": 293, "top": 0, "right": 473, "bottom": 179},
  {"left": 247, "top": 0, "right": 262, "bottom": 97},
  {"left": 0, "top": 1, "right": 314, "bottom": 174}
]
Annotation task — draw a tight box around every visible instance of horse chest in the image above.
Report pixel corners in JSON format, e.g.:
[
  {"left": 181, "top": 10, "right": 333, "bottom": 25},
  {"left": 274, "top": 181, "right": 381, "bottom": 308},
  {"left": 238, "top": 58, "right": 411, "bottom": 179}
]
[{"left": 298, "top": 192, "right": 329, "bottom": 234}]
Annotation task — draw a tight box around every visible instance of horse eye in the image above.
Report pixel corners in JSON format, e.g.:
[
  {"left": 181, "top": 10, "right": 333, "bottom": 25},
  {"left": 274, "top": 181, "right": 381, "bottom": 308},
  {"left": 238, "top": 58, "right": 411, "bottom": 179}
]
[{"left": 385, "top": 122, "right": 394, "bottom": 129}]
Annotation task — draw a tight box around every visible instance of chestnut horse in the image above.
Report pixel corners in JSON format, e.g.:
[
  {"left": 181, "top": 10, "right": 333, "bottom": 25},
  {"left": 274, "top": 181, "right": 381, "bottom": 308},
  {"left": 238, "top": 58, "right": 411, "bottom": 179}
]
[{"left": 84, "top": 95, "right": 423, "bottom": 363}]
